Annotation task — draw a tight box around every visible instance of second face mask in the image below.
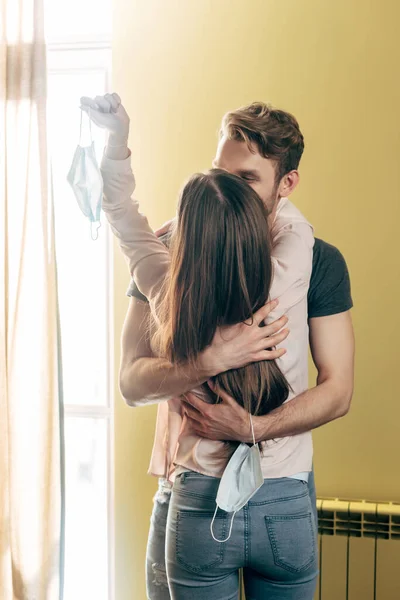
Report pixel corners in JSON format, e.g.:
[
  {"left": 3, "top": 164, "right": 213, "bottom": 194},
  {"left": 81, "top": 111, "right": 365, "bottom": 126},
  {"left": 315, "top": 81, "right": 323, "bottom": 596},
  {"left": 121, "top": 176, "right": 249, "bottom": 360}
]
[{"left": 67, "top": 110, "right": 103, "bottom": 240}]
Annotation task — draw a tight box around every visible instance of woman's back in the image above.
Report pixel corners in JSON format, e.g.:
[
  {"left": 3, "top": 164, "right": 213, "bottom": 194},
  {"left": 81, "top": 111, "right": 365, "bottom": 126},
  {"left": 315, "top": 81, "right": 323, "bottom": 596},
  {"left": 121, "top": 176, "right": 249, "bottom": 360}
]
[
  {"left": 100, "top": 157, "right": 314, "bottom": 480},
  {"left": 153, "top": 169, "right": 290, "bottom": 419}
]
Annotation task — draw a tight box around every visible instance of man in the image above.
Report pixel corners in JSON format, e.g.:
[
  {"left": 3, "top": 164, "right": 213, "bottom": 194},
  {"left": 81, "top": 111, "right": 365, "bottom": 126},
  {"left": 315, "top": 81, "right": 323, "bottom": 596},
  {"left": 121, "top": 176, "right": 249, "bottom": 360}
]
[
  {"left": 81, "top": 93, "right": 354, "bottom": 598},
  {"left": 134, "top": 230, "right": 354, "bottom": 447},
  {"left": 122, "top": 101, "right": 354, "bottom": 449}
]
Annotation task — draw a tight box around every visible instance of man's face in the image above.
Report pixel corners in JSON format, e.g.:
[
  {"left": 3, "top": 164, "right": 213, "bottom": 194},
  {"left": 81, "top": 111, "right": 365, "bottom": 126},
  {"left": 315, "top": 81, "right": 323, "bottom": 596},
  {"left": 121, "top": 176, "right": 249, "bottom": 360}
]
[{"left": 213, "top": 136, "right": 280, "bottom": 214}]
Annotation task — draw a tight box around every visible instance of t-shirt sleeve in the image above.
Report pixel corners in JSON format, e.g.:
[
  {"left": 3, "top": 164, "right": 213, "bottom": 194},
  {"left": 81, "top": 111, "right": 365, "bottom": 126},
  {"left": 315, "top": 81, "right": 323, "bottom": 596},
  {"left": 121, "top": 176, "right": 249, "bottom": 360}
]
[
  {"left": 126, "top": 231, "right": 172, "bottom": 302},
  {"left": 308, "top": 242, "right": 353, "bottom": 318},
  {"left": 126, "top": 279, "right": 148, "bottom": 302},
  {"left": 100, "top": 154, "right": 170, "bottom": 304}
]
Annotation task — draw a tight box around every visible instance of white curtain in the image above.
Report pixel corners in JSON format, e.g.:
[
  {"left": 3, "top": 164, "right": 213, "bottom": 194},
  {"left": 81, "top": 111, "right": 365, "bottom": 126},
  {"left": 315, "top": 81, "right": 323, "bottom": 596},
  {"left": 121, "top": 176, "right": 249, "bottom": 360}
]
[{"left": 0, "top": 0, "right": 64, "bottom": 598}]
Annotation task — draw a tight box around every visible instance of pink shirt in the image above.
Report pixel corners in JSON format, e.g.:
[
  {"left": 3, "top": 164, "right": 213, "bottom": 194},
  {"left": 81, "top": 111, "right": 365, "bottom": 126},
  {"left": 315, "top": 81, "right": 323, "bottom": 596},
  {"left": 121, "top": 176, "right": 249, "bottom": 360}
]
[{"left": 101, "top": 154, "right": 314, "bottom": 482}]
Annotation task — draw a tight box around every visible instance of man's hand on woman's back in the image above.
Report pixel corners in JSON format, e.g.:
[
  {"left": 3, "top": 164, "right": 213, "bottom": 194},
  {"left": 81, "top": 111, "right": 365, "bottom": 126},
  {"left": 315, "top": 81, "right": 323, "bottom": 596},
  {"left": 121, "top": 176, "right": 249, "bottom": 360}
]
[{"left": 199, "top": 299, "right": 289, "bottom": 376}]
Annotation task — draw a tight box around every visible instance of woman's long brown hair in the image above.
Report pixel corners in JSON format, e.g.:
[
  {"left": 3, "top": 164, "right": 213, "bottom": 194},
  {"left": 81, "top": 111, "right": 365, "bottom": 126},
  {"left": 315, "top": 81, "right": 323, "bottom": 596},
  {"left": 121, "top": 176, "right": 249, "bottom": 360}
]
[{"left": 153, "top": 169, "right": 289, "bottom": 427}]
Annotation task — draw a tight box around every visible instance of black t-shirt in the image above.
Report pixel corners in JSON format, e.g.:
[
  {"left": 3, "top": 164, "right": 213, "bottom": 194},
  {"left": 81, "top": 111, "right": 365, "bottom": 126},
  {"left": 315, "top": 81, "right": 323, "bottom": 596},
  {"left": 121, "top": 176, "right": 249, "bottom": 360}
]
[
  {"left": 126, "top": 236, "right": 353, "bottom": 318},
  {"left": 308, "top": 238, "right": 353, "bottom": 317}
]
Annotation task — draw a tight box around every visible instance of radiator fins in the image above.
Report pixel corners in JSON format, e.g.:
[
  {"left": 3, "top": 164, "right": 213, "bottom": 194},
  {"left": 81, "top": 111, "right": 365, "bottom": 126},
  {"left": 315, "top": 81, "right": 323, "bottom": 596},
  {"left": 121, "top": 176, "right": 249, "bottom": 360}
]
[{"left": 317, "top": 499, "right": 400, "bottom": 540}]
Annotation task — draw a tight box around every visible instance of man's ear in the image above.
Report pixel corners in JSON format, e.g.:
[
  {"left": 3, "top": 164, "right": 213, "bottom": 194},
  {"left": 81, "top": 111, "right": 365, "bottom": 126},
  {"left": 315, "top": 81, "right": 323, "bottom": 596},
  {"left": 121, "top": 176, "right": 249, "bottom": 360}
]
[{"left": 278, "top": 170, "right": 299, "bottom": 198}]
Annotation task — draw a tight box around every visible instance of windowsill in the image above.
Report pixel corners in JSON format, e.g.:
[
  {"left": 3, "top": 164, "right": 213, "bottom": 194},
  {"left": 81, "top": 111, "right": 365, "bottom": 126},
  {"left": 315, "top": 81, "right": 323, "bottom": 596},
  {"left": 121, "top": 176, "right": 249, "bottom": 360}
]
[{"left": 46, "top": 34, "right": 112, "bottom": 51}]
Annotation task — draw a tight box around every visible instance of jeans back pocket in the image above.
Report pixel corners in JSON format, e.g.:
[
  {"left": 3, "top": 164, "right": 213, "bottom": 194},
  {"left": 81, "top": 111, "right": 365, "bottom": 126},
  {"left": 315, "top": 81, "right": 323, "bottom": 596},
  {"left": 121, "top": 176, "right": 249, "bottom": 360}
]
[
  {"left": 176, "top": 510, "right": 227, "bottom": 573},
  {"left": 265, "top": 512, "right": 317, "bottom": 573}
]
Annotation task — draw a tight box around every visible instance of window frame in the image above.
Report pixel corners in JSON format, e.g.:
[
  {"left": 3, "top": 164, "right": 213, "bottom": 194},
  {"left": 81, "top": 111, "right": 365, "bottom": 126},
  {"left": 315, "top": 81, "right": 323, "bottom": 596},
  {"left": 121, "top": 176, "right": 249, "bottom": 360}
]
[{"left": 47, "top": 34, "right": 115, "bottom": 600}]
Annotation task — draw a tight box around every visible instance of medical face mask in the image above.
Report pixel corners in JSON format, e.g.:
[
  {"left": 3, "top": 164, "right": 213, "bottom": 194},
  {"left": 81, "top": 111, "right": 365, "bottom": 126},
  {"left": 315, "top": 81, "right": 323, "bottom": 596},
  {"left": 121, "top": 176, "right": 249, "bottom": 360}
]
[
  {"left": 67, "top": 110, "right": 103, "bottom": 240},
  {"left": 210, "top": 413, "right": 264, "bottom": 543}
]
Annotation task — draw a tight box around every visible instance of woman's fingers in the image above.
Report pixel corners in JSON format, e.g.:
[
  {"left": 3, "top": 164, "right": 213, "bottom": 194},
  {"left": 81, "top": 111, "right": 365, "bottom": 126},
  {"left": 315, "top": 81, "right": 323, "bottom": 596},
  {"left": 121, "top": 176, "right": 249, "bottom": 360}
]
[
  {"left": 105, "top": 93, "right": 120, "bottom": 112},
  {"left": 80, "top": 96, "right": 99, "bottom": 110},
  {"left": 79, "top": 93, "right": 129, "bottom": 139},
  {"left": 80, "top": 94, "right": 121, "bottom": 113},
  {"left": 80, "top": 95, "right": 112, "bottom": 113},
  {"left": 94, "top": 95, "right": 112, "bottom": 112}
]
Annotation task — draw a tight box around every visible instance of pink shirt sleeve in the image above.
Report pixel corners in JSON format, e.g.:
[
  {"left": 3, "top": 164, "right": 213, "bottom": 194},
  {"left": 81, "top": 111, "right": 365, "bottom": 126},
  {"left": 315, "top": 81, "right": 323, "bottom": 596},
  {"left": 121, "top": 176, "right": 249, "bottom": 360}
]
[
  {"left": 100, "top": 153, "right": 170, "bottom": 305},
  {"left": 266, "top": 199, "right": 314, "bottom": 323}
]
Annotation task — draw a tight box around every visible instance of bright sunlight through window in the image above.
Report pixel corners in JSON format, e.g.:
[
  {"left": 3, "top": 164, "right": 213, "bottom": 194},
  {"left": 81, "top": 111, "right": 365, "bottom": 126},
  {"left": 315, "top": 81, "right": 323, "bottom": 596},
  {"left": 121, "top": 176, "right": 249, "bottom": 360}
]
[{"left": 45, "top": 2, "right": 113, "bottom": 599}]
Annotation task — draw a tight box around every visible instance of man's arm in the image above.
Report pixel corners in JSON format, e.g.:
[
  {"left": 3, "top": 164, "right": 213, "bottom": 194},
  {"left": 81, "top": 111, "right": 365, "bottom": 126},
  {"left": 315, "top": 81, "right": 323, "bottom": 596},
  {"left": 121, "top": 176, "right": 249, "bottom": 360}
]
[
  {"left": 120, "top": 298, "right": 289, "bottom": 407},
  {"left": 253, "top": 310, "right": 354, "bottom": 440},
  {"left": 182, "top": 310, "right": 354, "bottom": 441},
  {"left": 119, "top": 299, "right": 213, "bottom": 406}
]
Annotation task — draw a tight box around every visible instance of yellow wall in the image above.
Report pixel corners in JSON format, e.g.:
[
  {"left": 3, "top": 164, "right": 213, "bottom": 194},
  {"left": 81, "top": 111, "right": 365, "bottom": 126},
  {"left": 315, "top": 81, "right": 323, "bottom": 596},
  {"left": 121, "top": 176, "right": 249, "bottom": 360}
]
[{"left": 112, "top": 1, "right": 400, "bottom": 598}]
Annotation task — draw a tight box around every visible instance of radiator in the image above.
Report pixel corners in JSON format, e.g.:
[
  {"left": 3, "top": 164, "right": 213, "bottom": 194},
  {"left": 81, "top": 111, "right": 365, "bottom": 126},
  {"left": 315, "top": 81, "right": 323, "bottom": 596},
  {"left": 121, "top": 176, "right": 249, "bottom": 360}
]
[
  {"left": 317, "top": 498, "right": 400, "bottom": 540},
  {"left": 317, "top": 497, "right": 400, "bottom": 600},
  {"left": 239, "top": 498, "right": 400, "bottom": 600}
]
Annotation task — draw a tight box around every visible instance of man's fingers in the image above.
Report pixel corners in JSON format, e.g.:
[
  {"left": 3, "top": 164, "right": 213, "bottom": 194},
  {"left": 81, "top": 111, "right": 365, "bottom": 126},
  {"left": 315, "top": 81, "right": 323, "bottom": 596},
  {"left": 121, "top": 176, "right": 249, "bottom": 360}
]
[
  {"left": 182, "top": 402, "right": 204, "bottom": 423},
  {"left": 182, "top": 392, "right": 206, "bottom": 414},
  {"left": 257, "top": 328, "right": 289, "bottom": 350},
  {"left": 208, "top": 381, "right": 237, "bottom": 406},
  {"left": 253, "top": 299, "right": 279, "bottom": 325},
  {"left": 259, "top": 314, "right": 288, "bottom": 338},
  {"left": 254, "top": 347, "right": 287, "bottom": 361}
]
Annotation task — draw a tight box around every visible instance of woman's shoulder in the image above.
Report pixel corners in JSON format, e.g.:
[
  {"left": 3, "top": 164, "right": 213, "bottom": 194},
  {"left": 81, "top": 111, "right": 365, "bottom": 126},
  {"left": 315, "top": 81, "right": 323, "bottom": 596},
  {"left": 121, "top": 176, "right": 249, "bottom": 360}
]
[{"left": 272, "top": 198, "right": 314, "bottom": 248}]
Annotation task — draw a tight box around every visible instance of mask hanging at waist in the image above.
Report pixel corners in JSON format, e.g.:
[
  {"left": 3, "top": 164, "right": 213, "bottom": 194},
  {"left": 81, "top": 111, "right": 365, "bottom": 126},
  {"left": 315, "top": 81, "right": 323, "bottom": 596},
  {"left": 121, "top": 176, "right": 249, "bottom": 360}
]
[{"left": 210, "top": 413, "right": 264, "bottom": 543}]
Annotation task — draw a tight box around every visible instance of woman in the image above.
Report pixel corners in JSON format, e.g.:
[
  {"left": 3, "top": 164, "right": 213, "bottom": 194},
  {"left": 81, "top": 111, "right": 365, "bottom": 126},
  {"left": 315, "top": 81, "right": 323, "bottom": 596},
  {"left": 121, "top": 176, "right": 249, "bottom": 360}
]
[{"left": 82, "top": 94, "right": 318, "bottom": 600}]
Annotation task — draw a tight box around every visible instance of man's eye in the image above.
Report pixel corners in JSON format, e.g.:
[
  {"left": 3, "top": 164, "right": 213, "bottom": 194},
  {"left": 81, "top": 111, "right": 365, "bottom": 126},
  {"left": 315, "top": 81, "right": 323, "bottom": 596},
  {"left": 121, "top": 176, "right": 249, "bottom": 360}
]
[{"left": 241, "top": 176, "right": 254, "bottom": 182}]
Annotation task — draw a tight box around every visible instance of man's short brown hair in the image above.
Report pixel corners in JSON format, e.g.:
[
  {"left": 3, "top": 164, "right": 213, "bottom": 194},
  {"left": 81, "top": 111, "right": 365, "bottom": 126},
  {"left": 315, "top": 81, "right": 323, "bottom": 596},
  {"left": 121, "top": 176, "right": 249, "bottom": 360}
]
[{"left": 220, "top": 102, "right": 305, "bottom": 182}]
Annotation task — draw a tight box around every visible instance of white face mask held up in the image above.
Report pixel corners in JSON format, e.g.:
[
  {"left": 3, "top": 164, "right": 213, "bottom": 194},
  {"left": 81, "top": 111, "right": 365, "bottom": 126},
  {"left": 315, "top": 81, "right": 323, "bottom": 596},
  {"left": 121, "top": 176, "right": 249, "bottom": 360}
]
[
  {"left": 210, "top": 412, "right": 264, "bottom": 543},
  {"left": 67, "top": 109, "right": 103, "bottom": 240}
]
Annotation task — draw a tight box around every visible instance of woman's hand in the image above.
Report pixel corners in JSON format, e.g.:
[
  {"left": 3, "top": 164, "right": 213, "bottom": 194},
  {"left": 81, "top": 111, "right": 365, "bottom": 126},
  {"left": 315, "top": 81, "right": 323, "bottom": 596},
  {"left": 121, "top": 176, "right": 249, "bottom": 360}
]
[
  {"left": 199, "top": 299, "right": 289, "bottom": 376},
  {"left": 80, "top": 93, "right": 130, "bottom": 143}
]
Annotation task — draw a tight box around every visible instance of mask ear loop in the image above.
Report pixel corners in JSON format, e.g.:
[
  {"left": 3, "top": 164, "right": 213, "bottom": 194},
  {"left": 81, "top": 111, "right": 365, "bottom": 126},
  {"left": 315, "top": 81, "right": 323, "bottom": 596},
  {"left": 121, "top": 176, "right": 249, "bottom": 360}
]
[
  {"left": 210, "top": 415, "right": 259, "bottom": 543},
  {"left": 249, "top": 413, "right": 256, "bottom": 446},
  {"left": 79, "top": 107, "right": 93, "bottom": 146},
  {"left": 88, "top": 107, "right": 93, "bottom": 143},
  {"left": 79, "top": 109, "right": 83, "bottom": 146},
  {"left": 90, "top": 221, "right": 101, "bottom": 241},
  {"left": 210, "top": 504, "right": 237, "bottom": 543}
]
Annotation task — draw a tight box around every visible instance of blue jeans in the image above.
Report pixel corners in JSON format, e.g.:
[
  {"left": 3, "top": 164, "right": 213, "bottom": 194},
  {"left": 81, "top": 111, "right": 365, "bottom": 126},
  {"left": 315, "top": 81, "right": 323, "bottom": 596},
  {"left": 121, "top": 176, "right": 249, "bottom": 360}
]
[
  {"left": 146, "top": 471, "right": 318, "bottom": 600},
  {"left": 146, "top": 478, "right": 173, "bottom": 599}
]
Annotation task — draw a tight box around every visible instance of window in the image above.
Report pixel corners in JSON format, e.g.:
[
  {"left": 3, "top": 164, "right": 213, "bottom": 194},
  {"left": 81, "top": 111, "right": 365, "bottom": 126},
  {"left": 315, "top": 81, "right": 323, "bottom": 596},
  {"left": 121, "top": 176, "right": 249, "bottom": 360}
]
[{"left": 45, "top": 2, "right": 113, "bottom": 599}]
